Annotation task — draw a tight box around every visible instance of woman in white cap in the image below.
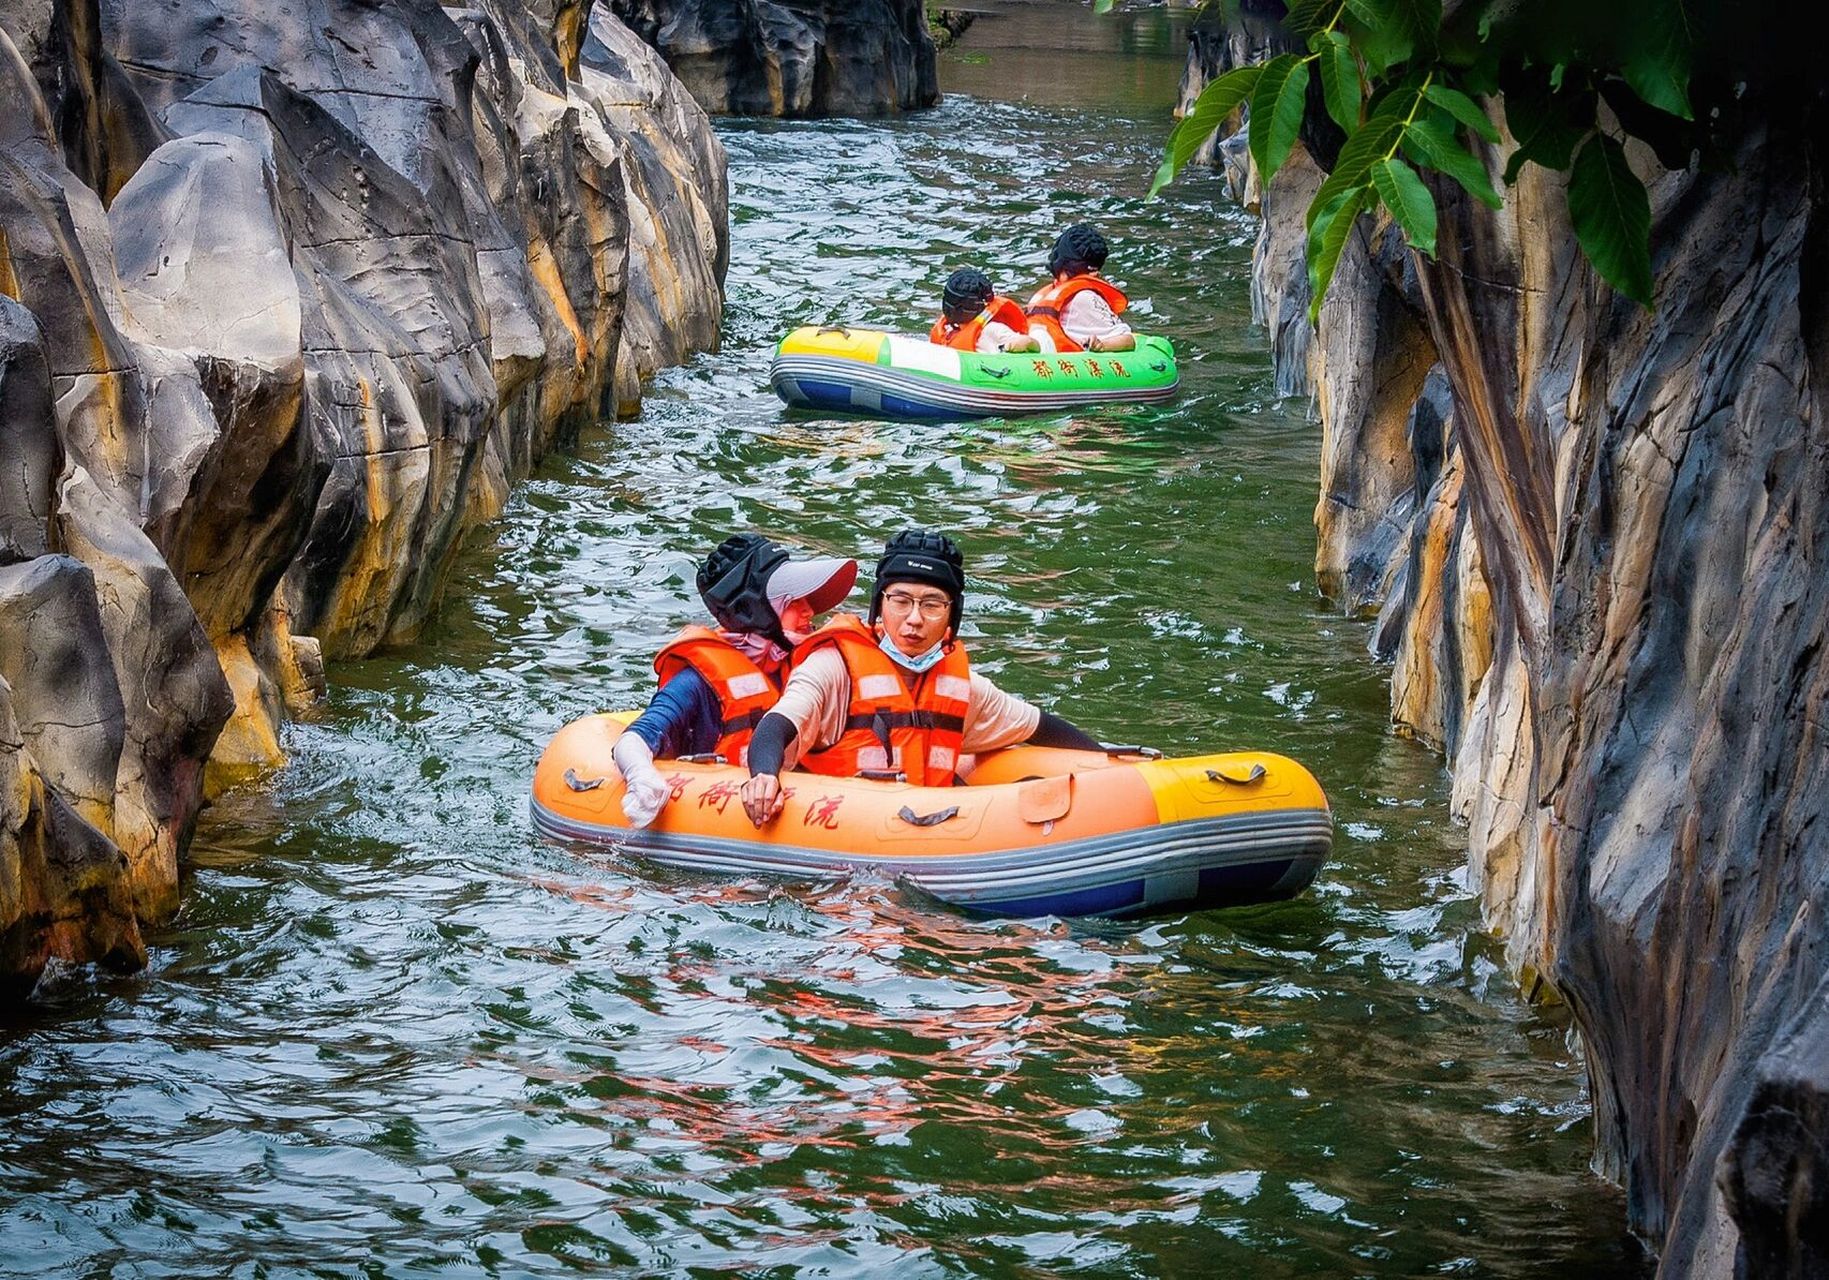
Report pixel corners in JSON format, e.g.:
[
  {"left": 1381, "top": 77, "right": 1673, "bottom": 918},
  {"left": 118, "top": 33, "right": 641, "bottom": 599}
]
[{"left": 612, "top": 534, "right": 857, "bottom": 828}]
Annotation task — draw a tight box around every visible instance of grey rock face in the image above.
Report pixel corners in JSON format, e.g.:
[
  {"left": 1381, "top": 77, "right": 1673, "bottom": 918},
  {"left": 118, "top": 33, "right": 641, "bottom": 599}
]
[
  {"left": 1202, "top": 27, "right": 1828, "bottom": 1273},
  {"left": 0, "top": 554, "right": 126, "bottom": 831},
  {"left": 56, "top": 469, "right": 233, "bottom": 918},
  {"left": 0, "top": 0, "right": 727, "bottom": 995},
  {"left": 0, "top": 672, "right": 145, "bottom": 996},
  {"left": 610, "top": 0, "right": 938, "bottom": 117},
  {"left": 0, "top": 297, "right": 58, "bottom": 563}
]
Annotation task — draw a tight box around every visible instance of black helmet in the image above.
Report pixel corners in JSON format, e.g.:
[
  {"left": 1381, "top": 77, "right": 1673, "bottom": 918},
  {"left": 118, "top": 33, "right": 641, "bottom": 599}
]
[
  {"left": 941, "top": 267, "right": 995, "bottom": 324},
  {"left": 1048, "top": 224, "right": 1109, "bottom": 277},
  {"left": 697, "top": 533, "right": 790, "bottom": 645},
  {"left": 870, "top": 529, "right": 965, "bottom": 634}
]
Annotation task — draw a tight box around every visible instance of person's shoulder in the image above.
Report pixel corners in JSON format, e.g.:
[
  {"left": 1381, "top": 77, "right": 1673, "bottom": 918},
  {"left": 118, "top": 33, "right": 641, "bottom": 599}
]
[{"left": 787, "top": 646, "right": 849, "bottom": 688}]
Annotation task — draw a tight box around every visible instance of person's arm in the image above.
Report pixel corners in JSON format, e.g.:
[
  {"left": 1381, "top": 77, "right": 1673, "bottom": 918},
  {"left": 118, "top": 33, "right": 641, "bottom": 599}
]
[
  {"left": 977, "top": 321, "right": 1039, "bottom": 354},
  {"left": 738, "top": 713, "right": 796, "bottom": 826},
  {"left": 624, "top": 669, "right": 718, "bottom": 760},
  {"left": 961, "top": 673, "right": 1101, "bottom": 754},
  {"left": 615, "top": 670, "right": 724, "bottom": 827},
  {"left": 738, "top": 651, "right": 846, "bottom": 825},
  {"left": 1028, "top": 709, "right": 1102, "bottom": 751},
  {"left": 1063, "top": 293, "right": 1135, "bottom": 351}
]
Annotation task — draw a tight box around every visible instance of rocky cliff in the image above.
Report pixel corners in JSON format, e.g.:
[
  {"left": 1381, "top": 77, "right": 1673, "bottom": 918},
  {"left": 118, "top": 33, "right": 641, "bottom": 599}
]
[
  {"left": 1183, "top": 26, "right": 1828, "bottom": 1279},
  {"left": 608, "top": 0, "right": 938, "bottom": 117},
  {"left": 0, "top": 0, "right": 727, "bottom": 996}
]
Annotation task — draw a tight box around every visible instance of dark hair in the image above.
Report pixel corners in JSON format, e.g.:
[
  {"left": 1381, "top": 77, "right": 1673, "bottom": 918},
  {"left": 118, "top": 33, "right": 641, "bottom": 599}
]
[
  {"left": 941, "top": 267, "right": 994, "bottom": 324},
  {"left": 1049, "top": 224, "right": 1109, "bottom": 277},
  {"left": 870, "top": 529, "right": 965, "bottom": 634},
  {"left": 696, "top": 533, "right": 790, "bottom": 644}
]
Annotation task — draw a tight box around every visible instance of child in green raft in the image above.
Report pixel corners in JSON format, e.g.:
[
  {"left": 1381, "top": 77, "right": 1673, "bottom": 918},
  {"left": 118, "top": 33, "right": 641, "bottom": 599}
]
[
  {"left": 1025, "top": 224, "right": 1137, "bottom": 354},
  {"left": 926, "top": 267, "right": 1043, "bottom": 354}
]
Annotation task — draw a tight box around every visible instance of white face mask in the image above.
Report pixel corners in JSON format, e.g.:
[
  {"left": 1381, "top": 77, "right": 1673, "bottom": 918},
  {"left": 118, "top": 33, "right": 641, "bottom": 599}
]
[{"left": 879, "top": 631, "right": 947, "bottom": 674}]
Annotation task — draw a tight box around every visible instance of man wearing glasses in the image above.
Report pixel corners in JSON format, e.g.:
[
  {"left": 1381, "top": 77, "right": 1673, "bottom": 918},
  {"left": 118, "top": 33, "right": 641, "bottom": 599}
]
[{"left": 738, "top": 530, "right": 1102, "bottom": 828}]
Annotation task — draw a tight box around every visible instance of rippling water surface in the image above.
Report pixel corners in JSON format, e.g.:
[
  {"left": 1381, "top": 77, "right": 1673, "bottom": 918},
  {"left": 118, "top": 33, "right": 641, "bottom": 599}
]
[{"left": 1, "top": 10, "right": 1640, "bottom": 1276}]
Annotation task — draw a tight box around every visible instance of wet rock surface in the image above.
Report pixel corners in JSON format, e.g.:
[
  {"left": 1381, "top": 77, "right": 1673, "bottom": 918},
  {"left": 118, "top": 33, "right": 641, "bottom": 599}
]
[
  {"left": 608, "top": 0, "right": 938, "bottom": 117},
  {"left": 1189, "top": 19, "right": 1829, "bottom": 1274},
  {"left": 0, "top": 0, "right": 726, "bottom": 994}
]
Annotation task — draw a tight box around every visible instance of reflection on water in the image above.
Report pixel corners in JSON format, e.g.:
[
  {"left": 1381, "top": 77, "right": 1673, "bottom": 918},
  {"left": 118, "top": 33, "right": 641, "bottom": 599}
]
[{"left": 0, "top": 7, "right": 1640, "bottom": 1277}]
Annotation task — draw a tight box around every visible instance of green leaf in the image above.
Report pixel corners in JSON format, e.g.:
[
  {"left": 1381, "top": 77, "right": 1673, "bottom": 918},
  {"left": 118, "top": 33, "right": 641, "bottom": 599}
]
[
  {"left": 1422, "top": 84, "right": 1499, "bottom": 143},
  {"left": 1624, "top": 1, "right": 1689, "bottom": 119},
  {"left": 1501, "top": 77, "right": 1593, "bottom": 183},
  {"left": 1308, "top": 114, "right": 1404, "bottom": 229},
  {"left": 1312, "top": 29, "right": 1362, "bottom": 129},
  {"left": 1403, "top": 117, "right": 1501, "bottom": 207},
  {"left": 1306, "top": 187, "right": 1370, "bottom": 323},
  {"left": 1283, "top": 0, "right": 1344, "bottom": 35},
  {"left": 1344, "top": 0, "right": 1415, "bottom": 76},
  {"left": 1149, "top": 65, "right": 1263, "bottom": 197},
  {"left": 1370, "top": 156, "right": 1437, "bottom": 256},
  {"left": 1387, "top": 0, "right": 1442, "bottom": 57},
  {"left": 1566, "top": 132, "right": 1652, "bottom": 305},
  {"left": 1249, "top": 54, "right": 1313, "bottom": 183}
]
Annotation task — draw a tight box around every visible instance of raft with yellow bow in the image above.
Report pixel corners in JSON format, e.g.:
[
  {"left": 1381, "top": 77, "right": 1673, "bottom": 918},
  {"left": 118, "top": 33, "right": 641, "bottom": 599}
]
[
  {"left": 530, "top": 713, "right": 1331, "bottom": 918},
  {"left": 769, "top": 325, "right": 1180, "bottom": 422}
]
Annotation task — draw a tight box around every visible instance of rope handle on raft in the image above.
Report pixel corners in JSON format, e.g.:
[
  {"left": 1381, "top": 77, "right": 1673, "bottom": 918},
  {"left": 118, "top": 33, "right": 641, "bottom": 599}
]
[
  {"left": 564, "top": 768, "right": 604, "bottom": 792},
  {"left": 981, "top": 365, "right": 1011, "bottom": 379},
  {"left": 817, "top": 324, "right": 852, "bottom": 337},
  {"left": 1101, "top": 744, "right": 1164, "bottom": 759},
  {"left": 677, "top": 752, "right": 728, "bottom": 764},
  {"left": 896, "top": 805, "right": 960, "bottom": 827},
  {"left": 1206, "top": 764, "right": 1267, "bottom": 785}
]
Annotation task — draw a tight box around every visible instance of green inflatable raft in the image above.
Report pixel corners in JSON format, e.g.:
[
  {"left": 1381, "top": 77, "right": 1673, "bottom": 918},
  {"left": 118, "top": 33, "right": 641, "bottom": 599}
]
[{"left": 769, "top": 326, "right": 1180, "bottom": 421}]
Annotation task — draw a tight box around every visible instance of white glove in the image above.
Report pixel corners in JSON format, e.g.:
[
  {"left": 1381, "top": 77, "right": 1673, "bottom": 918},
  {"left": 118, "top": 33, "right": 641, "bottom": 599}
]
[{"left": 611, "top": 734, "right": 669, "bottom": 828}]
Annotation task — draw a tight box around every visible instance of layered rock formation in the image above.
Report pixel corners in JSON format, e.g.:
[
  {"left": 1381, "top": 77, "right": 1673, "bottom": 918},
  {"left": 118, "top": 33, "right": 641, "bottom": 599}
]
[
  {"left": 0, "top": 0, "right": 727, "bottom": 995},
  {"left": 1187, "top": 23, "right": 1829, "bottom": 1276},
  {"left": 609, "top": 0, "right": 938, "bottom": 116}
]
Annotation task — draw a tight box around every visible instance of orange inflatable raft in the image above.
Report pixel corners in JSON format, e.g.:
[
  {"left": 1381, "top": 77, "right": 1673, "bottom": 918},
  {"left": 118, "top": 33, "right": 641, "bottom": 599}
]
[{"left": 531, "top": 713, "right": 1333, "bottom": 918}]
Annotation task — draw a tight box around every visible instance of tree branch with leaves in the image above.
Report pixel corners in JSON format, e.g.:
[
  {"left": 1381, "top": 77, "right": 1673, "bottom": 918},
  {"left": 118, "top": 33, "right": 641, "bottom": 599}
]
[{"left": 1119, "top": 0, "right": 1705, "bottom": 321}]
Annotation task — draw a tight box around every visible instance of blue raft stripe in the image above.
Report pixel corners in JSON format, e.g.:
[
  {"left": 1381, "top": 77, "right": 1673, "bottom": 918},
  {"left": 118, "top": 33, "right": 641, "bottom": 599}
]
[{"left": 972, "top": 878, "right": 1147, "bottom": 919}]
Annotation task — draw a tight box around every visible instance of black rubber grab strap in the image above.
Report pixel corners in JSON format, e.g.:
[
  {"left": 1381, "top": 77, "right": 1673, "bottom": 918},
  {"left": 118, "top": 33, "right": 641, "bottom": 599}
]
[
  {"left": 1207, "top": 764, "right": 1266, "bottom": 785},
  {"left": 564, "top": 769, "right": 604, "bottom": 792},
  {"left": 897, "top": 805, "right": 960, "bottom": 827},
  {"left": 1101, "top": 743, "right": 1163, "bottom": 759}
]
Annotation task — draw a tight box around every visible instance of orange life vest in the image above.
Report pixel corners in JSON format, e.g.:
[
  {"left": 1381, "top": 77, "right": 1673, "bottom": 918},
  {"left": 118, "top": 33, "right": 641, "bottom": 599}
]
[
  {"left": 1024, "top": 274, "right": 1128, "bottom": 353},
  {"left": 928, "top": 296, "right": 1032, "bottom": 352},
  {"left": 653, "top": 625, "right": 783, "bottom": 765},
  {"left": 796, "top": 614, "right": 972, "bottom": 787}
]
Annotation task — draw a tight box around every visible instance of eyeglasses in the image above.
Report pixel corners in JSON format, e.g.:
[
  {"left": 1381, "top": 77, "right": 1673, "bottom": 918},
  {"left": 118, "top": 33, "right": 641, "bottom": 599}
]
[{"left": 882, "top": 591, "right": 951, "bottom": 619}]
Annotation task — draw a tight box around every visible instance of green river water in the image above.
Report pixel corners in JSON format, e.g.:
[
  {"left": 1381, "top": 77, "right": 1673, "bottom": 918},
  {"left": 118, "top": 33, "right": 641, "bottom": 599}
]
[{"left": 0, "top": 9, "right": 1643, "bottom": 1277}]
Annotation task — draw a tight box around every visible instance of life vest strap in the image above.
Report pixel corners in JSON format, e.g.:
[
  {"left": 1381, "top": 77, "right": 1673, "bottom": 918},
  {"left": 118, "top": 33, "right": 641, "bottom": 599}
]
[
  {"left": 719, "top": 707, "right": 771, "bottom": 736},
  {"left": 841, "top": 710, "right": 966, "bottom": 734}
]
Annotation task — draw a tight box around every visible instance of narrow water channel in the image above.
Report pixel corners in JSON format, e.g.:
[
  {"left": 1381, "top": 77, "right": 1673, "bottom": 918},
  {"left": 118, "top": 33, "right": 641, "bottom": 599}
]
[{"left": 0, "top": 10, "right": 1640, "bottom": 1276}]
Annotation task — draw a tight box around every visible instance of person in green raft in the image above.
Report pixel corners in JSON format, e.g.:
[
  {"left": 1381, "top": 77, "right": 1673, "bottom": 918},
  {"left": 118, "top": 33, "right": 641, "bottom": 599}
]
[
  {"left": 1025, "top": 224, "right": 1137, "bottom": 354},
  {"left": 927, "top": 267, "right": 1044, "bottom": 354}
]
